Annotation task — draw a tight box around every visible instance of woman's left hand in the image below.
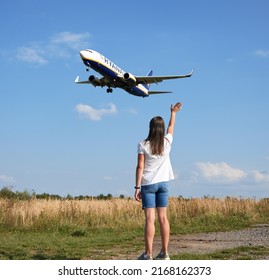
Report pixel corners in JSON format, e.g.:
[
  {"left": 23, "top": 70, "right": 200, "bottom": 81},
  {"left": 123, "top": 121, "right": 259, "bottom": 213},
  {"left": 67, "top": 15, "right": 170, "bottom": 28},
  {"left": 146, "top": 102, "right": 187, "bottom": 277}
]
[{"left": 134, "top": 189, "right": 141, "bottom": 202}]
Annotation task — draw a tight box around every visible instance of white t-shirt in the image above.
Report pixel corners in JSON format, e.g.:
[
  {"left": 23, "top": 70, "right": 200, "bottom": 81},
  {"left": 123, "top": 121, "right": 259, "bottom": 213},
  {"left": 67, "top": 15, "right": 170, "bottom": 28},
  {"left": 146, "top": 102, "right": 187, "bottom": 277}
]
[{"left": 137, "top": 133, "right": 174, "bottom": 186}]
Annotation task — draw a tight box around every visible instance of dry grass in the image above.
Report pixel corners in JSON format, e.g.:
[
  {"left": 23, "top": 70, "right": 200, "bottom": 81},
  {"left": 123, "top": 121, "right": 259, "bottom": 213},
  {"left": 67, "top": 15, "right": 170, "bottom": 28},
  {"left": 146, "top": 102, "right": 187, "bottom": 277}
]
[
  {"left": 168, "top": 197, "right": 269, "bottom": 232},
  {"left": 0, "top": 197, "right": 268, "bottom": 231},
  {"left": 0, "top": 198, "right": 144, "bottom": 229},
  {"left": 169, "top": 197, "right": 265, "bottom": 218}
]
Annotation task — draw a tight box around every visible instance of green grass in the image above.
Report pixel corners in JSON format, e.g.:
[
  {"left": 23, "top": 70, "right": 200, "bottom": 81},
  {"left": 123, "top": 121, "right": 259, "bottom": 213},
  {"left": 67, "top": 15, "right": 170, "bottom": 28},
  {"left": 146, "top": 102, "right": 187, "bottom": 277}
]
[
  {"left": 1, "top": 228, "right": 268, "bottom": 260},
  {"left": 1, "top": 221, "right": 269, "bottom": 260},
  {"left": 0, "top": 228, "right": 145, "bottom": 260}
]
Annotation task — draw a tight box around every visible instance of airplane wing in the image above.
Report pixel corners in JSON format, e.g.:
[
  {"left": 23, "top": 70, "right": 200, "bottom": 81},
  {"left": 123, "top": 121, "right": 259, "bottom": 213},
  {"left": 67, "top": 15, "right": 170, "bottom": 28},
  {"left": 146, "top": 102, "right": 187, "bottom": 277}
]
[
  {"left": 75, "top": 76, "right": 90, "bottom": 84},
  {"left": 135, "top": 69, "right": 194, "bottom": 84},
  {"left": 75, "top": 76, "right": 109, "bottom": 87},
  {"left": 148, "top": 90, "right": 172, "bottom": 94}
]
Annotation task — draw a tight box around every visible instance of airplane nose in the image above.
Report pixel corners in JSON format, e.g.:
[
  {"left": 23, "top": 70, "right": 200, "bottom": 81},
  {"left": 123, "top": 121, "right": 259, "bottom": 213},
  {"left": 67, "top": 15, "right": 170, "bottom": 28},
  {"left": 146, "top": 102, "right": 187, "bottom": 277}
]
[{"left": 80, "top": 50, "right": 88, "bottom": 60}]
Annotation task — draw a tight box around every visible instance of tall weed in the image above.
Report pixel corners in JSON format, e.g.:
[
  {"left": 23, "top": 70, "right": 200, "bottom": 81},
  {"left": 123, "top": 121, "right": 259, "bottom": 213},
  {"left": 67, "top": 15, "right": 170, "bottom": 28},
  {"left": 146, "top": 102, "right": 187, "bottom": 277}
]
[{"left": 0, "top": 197, "right": 268, "bottom": 232}]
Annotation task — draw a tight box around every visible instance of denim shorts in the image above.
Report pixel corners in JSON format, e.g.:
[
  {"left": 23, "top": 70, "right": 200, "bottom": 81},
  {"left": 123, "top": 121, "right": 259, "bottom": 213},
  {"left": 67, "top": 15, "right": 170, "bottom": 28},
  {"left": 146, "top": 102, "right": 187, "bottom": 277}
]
[{"left": 141, "top": 181, "right": 169, "bottom": 209}]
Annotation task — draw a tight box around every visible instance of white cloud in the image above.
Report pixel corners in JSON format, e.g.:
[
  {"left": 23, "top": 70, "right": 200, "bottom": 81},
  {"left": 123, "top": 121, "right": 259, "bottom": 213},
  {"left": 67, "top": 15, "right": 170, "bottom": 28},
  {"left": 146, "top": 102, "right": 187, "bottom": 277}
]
[
  {"left": 193, "top": 162, "right": 246, "bottom": 184},
  {"left": 15, "top": 32, "right": 91, "bottom": 65},
  {"left": 75, "top": 103, "right": 117, "bottom": 121},
  {"left": 190, "top": 162, "right": 269, "bottom": 187},
  {"left": 254, "top": 49, "right": 269, "bottom": 58},
  {"left": 124, "top": 108, "right": 138, "bottom": 115},
  {"left": 0, "top": 174, "right": 15, "bottom": 184},
  {"left": 16, "top": 46, "right": 48, "bottom": 65},
  {"left": 244, "top": 170, "right": 269, "bottom": 184},
  {"left": 50, "top": 32, "right": 91, "bottom": 50},
  {"left": 172, "top": 162, "right": 269, "bottom": 198}
]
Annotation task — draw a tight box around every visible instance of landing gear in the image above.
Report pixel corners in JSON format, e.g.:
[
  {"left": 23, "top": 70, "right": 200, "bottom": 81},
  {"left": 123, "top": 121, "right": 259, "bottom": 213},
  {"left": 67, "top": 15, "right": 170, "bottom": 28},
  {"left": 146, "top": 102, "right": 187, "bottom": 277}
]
[{"left": 107, "top": 88, "right": 113, "bottom": 93}]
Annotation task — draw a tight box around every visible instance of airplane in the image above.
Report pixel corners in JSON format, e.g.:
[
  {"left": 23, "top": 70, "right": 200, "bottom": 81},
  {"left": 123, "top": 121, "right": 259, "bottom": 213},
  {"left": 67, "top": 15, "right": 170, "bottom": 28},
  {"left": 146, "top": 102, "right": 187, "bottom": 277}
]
[{"left": 75, "top": 49, "right": 193, "bottom": 98}]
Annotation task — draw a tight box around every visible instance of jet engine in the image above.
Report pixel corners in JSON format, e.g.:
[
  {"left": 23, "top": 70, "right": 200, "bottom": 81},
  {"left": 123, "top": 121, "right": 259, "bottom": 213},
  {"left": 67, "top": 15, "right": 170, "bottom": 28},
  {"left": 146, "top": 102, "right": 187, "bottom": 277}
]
[
  {"left": 123, "top": 73, "right": 137, "bottom": 86},
  {"left": 88, "top": 75, "right": 102, "bottom": 86}
]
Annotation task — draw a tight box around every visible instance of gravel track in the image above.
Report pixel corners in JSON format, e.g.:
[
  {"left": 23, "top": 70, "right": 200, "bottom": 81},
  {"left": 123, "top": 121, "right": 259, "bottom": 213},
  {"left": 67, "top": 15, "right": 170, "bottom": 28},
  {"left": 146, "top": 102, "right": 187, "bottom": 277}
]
[
  {"left": 110, "top": 224, "right": 269, "bottom": 259},
  {"left": 166, "top": 224, "right": 269, "bottom": 257}
]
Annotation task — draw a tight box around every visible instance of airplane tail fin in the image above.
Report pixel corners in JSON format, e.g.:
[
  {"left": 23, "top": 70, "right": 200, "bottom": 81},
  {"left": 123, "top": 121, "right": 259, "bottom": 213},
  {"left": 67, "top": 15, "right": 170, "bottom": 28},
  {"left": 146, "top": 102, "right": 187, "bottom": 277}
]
[{"left": 142, "top": 70, "right": 153, "bottom": 90}]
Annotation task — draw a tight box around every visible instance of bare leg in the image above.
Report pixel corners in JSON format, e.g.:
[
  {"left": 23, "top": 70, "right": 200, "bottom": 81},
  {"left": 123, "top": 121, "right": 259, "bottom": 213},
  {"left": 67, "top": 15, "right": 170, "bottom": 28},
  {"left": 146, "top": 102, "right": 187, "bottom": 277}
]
[
  {"left": 157, "top": 207, "right": 170, "bottom": 253},
  {"left": 144, "top": 208, "right": 155, "bottom": 256}
]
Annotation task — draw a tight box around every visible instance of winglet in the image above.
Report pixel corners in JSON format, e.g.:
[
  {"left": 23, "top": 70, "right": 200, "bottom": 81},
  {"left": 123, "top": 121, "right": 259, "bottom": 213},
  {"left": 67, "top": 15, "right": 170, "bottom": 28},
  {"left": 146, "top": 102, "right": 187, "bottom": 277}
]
[
  {"left": 75, "top": 76, "right": 80, "bottom": 83},
  {"left": 187, "top": 69, "right": 194, "bottom": 77},
  {"left": 143, "top": 69, "right": 153, "bottom": 90}
]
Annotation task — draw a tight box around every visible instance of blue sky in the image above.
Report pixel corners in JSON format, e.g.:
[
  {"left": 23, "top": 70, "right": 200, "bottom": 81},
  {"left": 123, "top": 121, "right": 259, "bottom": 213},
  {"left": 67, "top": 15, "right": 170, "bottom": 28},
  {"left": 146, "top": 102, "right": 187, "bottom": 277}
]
[{"left": 0, "top": 0, "right": 268, "bottom": 198}]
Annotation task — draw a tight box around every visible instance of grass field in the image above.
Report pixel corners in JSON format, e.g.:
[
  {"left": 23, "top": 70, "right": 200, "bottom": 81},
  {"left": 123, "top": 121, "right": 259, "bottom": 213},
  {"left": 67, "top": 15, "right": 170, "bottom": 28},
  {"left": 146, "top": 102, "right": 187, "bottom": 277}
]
[{"left": 0, "top": 196, "right": 268, "bottom": 259}]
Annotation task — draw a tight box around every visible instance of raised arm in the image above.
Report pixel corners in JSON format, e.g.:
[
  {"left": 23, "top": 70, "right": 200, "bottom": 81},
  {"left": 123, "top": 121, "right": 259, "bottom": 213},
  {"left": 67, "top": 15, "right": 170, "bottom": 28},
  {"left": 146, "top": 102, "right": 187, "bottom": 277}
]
[{"left": 167, "top": 102, "right": 182, "bottom": 135}]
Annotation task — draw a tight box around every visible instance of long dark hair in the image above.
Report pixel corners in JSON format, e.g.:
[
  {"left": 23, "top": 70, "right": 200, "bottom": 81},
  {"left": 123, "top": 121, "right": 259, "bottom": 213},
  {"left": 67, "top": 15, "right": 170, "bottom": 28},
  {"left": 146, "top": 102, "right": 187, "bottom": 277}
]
[{"left": 145, "top": 116, "right": 165, "bottom": 155}]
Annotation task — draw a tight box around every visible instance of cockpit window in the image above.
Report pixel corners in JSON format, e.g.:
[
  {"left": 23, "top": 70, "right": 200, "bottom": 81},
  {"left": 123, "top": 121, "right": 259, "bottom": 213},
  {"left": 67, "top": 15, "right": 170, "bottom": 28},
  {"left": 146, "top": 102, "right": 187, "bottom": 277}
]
[{"left": 85, "top": 49, "right": 93, "bottom": 53}]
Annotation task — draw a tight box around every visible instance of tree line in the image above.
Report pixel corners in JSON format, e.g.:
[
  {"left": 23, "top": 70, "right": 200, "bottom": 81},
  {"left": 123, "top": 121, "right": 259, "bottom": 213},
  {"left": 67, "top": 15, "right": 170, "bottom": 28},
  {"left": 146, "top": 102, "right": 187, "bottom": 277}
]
[{"left": 0, "top": 186, "right": 125, "bottom": 200}]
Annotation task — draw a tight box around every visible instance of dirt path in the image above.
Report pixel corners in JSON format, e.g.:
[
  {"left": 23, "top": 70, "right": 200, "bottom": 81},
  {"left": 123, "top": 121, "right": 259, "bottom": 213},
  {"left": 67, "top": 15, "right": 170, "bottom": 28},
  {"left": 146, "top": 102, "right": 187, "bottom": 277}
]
[
  {"left": 164, "top": 224, "right": 269, "bottom": 256},
  {"left": 110, "top": 224, "right": 269, "bottom": 259}
]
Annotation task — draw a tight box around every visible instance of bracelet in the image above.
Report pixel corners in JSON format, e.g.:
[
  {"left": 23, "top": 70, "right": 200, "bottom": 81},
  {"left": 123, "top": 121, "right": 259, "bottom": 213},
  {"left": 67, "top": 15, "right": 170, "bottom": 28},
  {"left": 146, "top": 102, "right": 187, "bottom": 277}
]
[{"left": 134, "top": 186, "right": 140, "bottom": 189}]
